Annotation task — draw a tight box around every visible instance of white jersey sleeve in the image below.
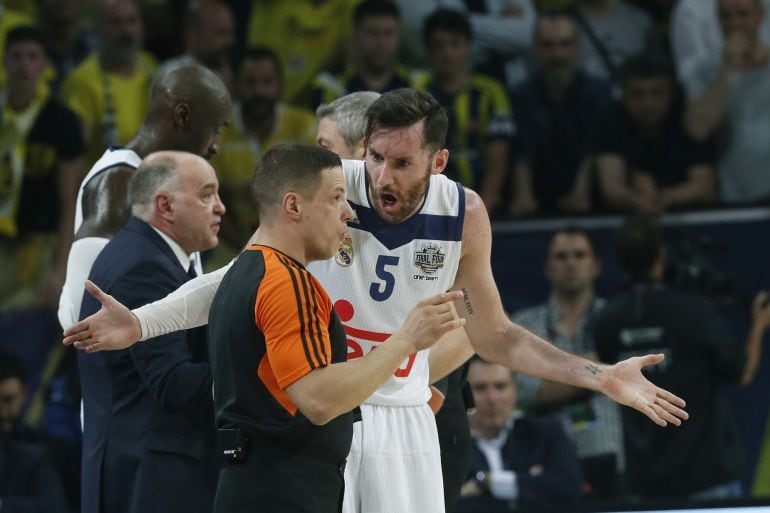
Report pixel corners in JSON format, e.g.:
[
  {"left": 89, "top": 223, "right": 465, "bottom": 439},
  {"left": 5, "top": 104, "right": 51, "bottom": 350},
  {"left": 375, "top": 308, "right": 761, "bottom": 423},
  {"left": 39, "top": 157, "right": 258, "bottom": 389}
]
[{"left": 309, "top": 159, "right": 465, "bottom": 406}]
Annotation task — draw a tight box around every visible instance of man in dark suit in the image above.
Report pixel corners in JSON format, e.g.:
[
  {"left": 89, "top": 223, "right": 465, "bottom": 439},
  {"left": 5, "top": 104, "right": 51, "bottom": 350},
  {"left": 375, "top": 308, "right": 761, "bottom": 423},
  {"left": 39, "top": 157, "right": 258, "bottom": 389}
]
[
  {"left": 78, "top": 151, "right": 225, "bottom": 513},
  {"left": 458, "top": 356, "right": 583, "bottom": 513}
]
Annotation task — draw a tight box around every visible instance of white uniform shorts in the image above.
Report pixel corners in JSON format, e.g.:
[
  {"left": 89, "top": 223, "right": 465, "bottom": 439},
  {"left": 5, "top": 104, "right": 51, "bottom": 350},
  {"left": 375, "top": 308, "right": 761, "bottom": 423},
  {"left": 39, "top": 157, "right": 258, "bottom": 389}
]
[{"left": 342, "top": 403, "right": 445, "bottom": 513}]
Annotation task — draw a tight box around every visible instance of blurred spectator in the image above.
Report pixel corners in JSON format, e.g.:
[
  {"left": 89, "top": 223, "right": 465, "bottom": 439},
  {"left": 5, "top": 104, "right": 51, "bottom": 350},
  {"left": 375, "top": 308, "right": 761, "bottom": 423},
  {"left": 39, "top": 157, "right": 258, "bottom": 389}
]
[
  {"left": 208, "top": 47, "right": 316, "bottom": 268},
  {"left": 594, "top": 215, "right": 770, "bottom": 502},
  {"left": 316, "top": 90, "right": 381, "bottom": 159},
  {"left": 159, "top": 0, "right": 235, "bottom": 93},
  {"left": 595, "top": 54, "right": 716, "bottom": 214},
  {"left": 683, "top": 0, "right": 770, "bottom": 205},
  {"left": 0, "top": 26, "right": 86, "bottom": 312},
  {"left": 311, "top": 0, "right": 414, "bottom": 110},
  {"left": 1, "top": 428, "right": 70, "bottom": 513},
  {"left": 457, "top": 356, "right": 583, "bottom": 513},
  {"left": 670, "top": 0, "right": 770, "bottom": 100},
  {"left": 0, "top": 5, "right": 33, "bottom": 86},
  {"left": 243, "top": 0, "right": 357, "bottom": 107},
  {"left": 509, "top": 11, "right": 612, "bottom": 218},
  {"left": 511, "top": 228, "right": 624, "bottom": 504},
  {"left": 61, "top": 0, "right": 157, "bottom": 165},
  {"left": 0, "top": 349, "right": 74, "bottom": 513},
  {"left": 395, "top": 0, "right": 536, "bottom": 90},
  {"left": 414, "top": 9, "right": 514, "bottom": 213},
  {"left": 35, "top": 0, "right": 96, "bottom": 93},
  {"left": 570, "top": 0, "right": 662, "bottom": 86}
]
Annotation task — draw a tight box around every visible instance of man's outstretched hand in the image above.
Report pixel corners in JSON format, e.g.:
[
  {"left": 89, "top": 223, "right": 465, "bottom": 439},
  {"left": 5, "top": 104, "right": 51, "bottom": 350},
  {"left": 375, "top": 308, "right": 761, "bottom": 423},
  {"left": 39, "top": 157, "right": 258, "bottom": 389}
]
[
  {"left": 601, "top": 354, "right": 688, "bottom": 427},
  {"left": 62, "top": 280, "right": 142, "bottom": 352}
]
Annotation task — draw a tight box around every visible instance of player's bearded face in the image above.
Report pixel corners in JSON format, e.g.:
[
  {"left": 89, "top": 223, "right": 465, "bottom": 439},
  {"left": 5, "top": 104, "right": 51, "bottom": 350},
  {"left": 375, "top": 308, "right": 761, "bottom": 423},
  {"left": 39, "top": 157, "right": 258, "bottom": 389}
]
[{"left": 368, "top": 162, "right": 431, "bottom": 225}]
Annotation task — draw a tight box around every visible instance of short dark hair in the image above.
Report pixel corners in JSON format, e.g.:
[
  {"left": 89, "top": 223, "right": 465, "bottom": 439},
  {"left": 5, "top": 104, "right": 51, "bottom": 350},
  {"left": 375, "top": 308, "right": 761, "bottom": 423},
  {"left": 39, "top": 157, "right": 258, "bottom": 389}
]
[
  {"left": 616, "top": 215, "right": 664, "bottom": 281},
  {"left": 354, "top": 0, "right": 399, "bottom": 26},
  {"left": 549, "top": 226, "right": 597, "bottom": 255},
  {"left": 4, "top": 25, "right": 47, "bottom": 54},
  {"left": 621, "top": 53, "right": 675, "bottom": 86},
  {"left": 0, "top": 349, "right": 27, "bottom": 384},
  {"left": 233, "top": 46, "right": 283, "bottom": 81},
  {"left": 251, "top": 143, "right": 342, "bottom": 218},
  {"left": 422, "top": 8, "right": 472, "bottom": 46},
  {"left": 365, "top": 88, "right": 448, "bottom": 152}
]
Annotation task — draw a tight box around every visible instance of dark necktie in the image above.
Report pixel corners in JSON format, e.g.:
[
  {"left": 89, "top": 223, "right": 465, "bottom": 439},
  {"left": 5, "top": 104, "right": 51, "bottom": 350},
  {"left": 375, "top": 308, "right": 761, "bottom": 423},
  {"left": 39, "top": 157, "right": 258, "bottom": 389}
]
[{"left": 187, "top": 261, "right": 197, "bottom": 279}]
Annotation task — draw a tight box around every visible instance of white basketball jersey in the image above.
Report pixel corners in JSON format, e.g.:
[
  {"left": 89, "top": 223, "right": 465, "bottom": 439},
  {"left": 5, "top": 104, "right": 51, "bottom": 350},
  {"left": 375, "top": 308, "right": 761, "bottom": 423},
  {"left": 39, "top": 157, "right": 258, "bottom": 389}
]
[
  {"left": 309, "top": 159, "right": 465, "bottom": 406},
  {"left": 74, "top": 147, "right": 142, "bottom": 233}
]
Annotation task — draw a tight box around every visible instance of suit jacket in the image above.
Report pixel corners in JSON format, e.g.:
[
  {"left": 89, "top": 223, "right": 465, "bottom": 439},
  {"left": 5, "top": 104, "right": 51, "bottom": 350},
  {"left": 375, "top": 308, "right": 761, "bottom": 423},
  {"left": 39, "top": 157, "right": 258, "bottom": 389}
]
[
  {"left": 78, "top": 217, "right": 216, "bottom": 513},
  {"left": 460, "top": 415, "right": 583, "bottom": 512}
]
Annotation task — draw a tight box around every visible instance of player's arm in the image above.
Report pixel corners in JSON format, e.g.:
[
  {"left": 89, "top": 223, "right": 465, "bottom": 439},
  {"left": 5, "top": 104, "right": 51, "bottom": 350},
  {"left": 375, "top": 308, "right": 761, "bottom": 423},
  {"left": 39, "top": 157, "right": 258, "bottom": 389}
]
[
  {"left": 452, "top": 189, "right": 688, "bottom": 426},
  {"left": 76, "top": 165, "right": 135, "bottom": 239},
  {"left": 286, "top": 291, "right": 466, "bottom": 425},
  {"left": 63, "top": 261, "right": 233, "bottom": 351},
  {"left": 49, "top": 157, "right": 85, "bottom": 297},
  {"left": 428, "top": 328, "right": 475, "bottom": 385}
]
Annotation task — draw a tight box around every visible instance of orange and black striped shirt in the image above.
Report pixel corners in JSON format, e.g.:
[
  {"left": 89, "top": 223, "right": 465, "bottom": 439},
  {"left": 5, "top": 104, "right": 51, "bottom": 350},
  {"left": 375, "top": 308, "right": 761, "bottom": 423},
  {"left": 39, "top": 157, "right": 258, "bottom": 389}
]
[{"left": 208, "top": 245, "right": 352, "bottom": 460}]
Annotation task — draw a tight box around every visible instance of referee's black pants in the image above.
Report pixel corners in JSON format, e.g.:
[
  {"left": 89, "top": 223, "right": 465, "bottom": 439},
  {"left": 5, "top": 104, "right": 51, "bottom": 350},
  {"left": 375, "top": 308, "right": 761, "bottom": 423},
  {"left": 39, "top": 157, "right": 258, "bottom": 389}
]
[{"left": 214, "top": 444, "right": 346, "bottom": 513}]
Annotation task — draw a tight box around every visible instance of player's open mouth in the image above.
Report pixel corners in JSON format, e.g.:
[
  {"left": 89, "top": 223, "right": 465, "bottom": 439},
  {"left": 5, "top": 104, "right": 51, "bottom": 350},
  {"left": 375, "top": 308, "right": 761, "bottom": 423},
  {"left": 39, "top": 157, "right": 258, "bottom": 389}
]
[{"left": 380, "top": 193, "right": 398, "bottom": 209}]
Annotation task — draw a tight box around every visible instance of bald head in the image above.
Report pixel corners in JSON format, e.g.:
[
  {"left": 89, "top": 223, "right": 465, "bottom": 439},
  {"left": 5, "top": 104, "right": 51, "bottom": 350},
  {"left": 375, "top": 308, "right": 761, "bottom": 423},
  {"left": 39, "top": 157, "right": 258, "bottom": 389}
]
[
  {"left": 142, "top": 62, "right": 232, "bottom": 159},
  {"left": 151, "top": 62, "right": 231, "bottom": 112},
  {"left": 129, "top": 150, "right": 225, "bottom": 252}
]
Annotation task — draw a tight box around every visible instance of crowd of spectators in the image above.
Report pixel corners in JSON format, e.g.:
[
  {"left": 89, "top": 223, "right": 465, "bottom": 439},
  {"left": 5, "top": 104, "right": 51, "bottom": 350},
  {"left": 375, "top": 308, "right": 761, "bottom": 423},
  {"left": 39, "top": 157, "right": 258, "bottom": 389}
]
[{"left": 1, "top": 0, "right": 769, "bottom": 511}]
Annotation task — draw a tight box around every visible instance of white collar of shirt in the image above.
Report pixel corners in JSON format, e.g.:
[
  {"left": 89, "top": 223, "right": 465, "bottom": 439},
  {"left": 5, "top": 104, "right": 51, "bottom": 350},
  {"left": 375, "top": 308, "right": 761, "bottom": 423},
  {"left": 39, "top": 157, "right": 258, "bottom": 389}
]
[
  {"left": 475, "top": 415, "right": 516, "bottom": 472},
  {"left": 150, "top": 225, "right": 198, "bottom": 274}
]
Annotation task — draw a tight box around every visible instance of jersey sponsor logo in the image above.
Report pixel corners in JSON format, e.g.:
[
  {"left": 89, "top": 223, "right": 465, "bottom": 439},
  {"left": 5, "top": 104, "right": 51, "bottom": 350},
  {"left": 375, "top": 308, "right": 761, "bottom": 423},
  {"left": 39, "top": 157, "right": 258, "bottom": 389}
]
[
  {"left": 335, "top": 299, "right": 416, "bottom": 377},
  {"left": 413, "top": 243, "right": 445, "bottom": 277},
  {"left": 335, "top": 235, "right": 354, "bottom": 267}
]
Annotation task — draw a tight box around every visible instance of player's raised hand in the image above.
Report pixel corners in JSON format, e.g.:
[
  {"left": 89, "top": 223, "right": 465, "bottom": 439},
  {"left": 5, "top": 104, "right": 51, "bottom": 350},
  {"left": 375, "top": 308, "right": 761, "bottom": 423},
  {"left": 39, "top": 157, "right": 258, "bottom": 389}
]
[
  {"left": 600, "top": 353, "right": 688, "bottom": 427},
  {"left": 62, "top": 280, "right": 142, "bottom": 352},
  {"left": 398, "top": 291, "right": 466, "bottom": 352}
]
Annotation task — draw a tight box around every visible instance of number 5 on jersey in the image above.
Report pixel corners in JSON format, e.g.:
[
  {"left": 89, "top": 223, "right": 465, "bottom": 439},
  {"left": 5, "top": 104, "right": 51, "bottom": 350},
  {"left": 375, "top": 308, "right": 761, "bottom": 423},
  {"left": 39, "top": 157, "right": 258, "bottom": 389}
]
[{"left": 370, "top": 255, "right": 399, "bottom": 301}]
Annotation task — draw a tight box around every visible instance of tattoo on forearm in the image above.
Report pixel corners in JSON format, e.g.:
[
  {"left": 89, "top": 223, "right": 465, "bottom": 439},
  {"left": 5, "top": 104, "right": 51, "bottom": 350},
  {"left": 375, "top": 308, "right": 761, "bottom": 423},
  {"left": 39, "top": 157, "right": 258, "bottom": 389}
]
[
  {"left": 585, "top": 364, "right": 601, "bottom": 375},
  {"left": 461, "top": 288, "right": 474, "bottom": 315}
]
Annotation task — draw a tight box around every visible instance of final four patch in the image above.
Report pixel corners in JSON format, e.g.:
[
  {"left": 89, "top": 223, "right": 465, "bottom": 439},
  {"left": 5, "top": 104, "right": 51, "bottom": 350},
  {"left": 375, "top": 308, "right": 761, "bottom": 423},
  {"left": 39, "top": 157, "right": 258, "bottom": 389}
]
[
  {"left": 335, "top": 235, "right": 354, "bottom": 267},
  {"left": 413, "top": 243, "right": 445, "bottom": 275}
]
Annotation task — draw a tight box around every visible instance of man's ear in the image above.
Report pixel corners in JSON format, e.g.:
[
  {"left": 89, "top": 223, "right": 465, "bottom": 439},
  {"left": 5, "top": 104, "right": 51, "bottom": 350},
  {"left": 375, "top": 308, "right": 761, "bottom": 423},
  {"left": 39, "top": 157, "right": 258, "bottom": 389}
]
[
  {"left": 355, "top": 138, "right": 367, "bottom": 160},
  {"left": 432, "top": 148, "right": 449, "bottom": 175},
  {"left": 282, "top": 191, "right": 302, "bottom": 220},
  {"left": 155, "top": 192, "right": 174, "bottom": 219},
  {"left": 174, "top": 102, "right": 191, "bottom": 127}
]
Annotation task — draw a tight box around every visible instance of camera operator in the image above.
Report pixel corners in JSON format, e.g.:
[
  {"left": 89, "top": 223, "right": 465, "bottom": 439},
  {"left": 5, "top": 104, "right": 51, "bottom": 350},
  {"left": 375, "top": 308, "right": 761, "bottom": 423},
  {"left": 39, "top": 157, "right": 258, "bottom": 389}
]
[{"left": 594, "top": 215, "right": 770, "bottom": 504}]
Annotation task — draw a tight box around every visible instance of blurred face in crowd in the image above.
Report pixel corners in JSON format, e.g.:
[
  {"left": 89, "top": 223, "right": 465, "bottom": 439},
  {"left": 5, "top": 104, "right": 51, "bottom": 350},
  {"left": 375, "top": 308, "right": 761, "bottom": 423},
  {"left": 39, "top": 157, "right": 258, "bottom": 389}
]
[
  {"left": 237, "top": 57, "right": 282, "bottom": 121},
  {"left": 99, "top": 0, "right": 143, "bottom": 65},
  {"left": 545, "top": 232, "right": 600, "bottom": 298},
  {"left": 718, "top": 0, "right": 764, "bottom": 39},
  {"left": 366, "top": 121, "right": 447, "bottom": 224},
  {"left": 623, "top": 76, "right": 674, "bottom": 130},
  {"left": 0, "top": 377, "right": 25, "bottom": 435},
  {"left": 468, "top": 361, "right": 517, "bottom": 439},
  {"left": 355, "top": 14, "right": 400, "bottom": 74},
  {"left": 187, "top": 0, "right": 234, "bottom": 68},
  {"left": 535, "top": 16, "right": 580, "bottom": 82},
  {"left": 426, "top": 30, "right": 471, "bottom": 79},
  {"left": 3, "top": 40, "right": 48, "bottom": 96}
]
